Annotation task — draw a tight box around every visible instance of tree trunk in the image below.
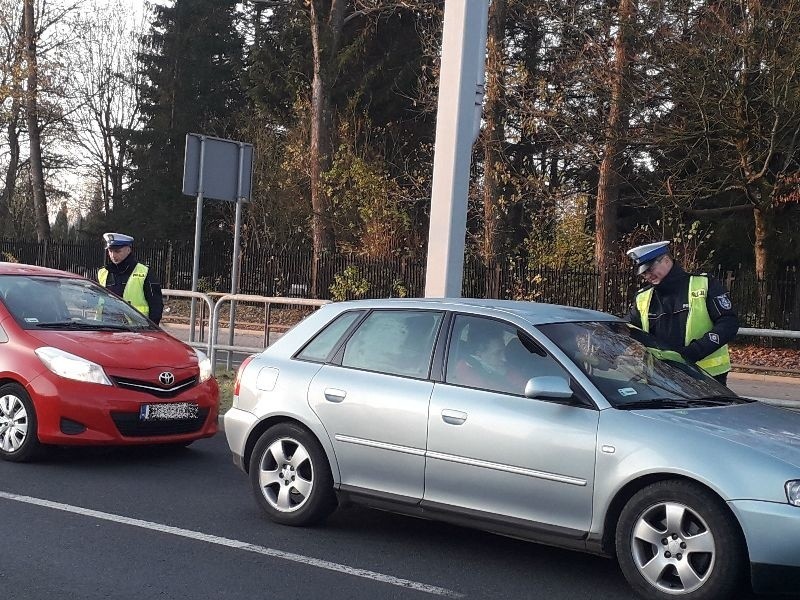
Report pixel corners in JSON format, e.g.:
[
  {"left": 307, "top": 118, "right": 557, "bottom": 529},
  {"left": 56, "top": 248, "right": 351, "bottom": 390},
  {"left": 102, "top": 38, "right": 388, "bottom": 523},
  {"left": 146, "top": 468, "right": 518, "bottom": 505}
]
[
  {"left": 0, "top": 7, "right": 23, "bottom": 239},
  {"left": 595, "top": 0, "right": 636, "bottom": 309},
  {"left": 481, "top": 0, "right": 507, "bottom": 298},
  {"left": 23, "top": 0, "right": 50, "bottom": 244},
  {"left": 111, "top": 138, "right": 127, "bottom": 210},
  {"left": 753, "top": 205, "right": 770, "bottom": 280},
  {"left": 308, "top": 0, "right": 343, "bottom": 297},
  {"left": 0, "top": 94, "right": 20, "bottom": 238}
]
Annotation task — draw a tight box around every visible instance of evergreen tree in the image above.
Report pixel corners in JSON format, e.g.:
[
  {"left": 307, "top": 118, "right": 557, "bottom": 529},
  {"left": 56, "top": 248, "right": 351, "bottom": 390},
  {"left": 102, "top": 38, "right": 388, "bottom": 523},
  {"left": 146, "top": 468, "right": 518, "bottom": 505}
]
[
  {"left": 121, "top": 0, "right": 244, "bottom": 240},
  {"left": 52, "top": 202, "right": 69, "bottom": 240}
]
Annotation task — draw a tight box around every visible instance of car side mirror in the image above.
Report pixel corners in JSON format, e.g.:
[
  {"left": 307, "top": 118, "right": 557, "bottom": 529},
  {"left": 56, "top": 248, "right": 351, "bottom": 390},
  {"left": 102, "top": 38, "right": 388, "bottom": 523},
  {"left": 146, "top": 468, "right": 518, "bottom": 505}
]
[{"left": 524, "top": 376, "right": 573, "bottom": 400}]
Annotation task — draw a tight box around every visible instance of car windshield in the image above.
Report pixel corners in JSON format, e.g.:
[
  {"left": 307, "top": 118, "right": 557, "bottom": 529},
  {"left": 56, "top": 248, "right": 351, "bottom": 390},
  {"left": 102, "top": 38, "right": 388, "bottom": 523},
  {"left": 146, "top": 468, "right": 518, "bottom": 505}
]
[
  {"left": 0, "top": 274, "right": 154, "bottom": 330},
  {"left": 538, "top": 321, "right": 749, "bottom": 408}
]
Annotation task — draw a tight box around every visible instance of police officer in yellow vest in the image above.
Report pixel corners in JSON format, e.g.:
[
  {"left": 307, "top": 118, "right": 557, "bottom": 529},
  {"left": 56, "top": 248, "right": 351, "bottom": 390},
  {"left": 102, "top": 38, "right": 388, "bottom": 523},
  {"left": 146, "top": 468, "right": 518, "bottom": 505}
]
[
  {"left": 626, "top": 241, "right": 738, "bottom": 385},
  {"left": 97, "top": 233, "right": 163, "bottom": 325}
]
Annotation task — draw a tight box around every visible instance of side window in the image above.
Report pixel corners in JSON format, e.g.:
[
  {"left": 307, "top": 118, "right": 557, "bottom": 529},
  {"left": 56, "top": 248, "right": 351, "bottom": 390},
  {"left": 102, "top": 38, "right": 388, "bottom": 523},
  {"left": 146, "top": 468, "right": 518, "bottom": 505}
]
[
  {"left": 296, "top": 311, "right": 364, "bottom": 362},
  {"left": 341, "top": 310, "right": 443, "bottom": 378},
  {"left": 445, "top": 315, "right": 569, "bottom": 395}
]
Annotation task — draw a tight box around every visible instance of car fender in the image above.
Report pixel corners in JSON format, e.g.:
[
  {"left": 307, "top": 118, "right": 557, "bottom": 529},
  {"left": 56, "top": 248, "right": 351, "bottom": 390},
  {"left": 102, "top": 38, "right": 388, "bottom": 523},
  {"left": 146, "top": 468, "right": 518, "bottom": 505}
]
[
  {"left": 0, "top": 323, "right": 48, "bottom": 386},
  {"left": 235, "top": 356, "right": 341, "bottom": 484},
  {"left": 591, "top": 408, "right": 797, "bottom": 540}
]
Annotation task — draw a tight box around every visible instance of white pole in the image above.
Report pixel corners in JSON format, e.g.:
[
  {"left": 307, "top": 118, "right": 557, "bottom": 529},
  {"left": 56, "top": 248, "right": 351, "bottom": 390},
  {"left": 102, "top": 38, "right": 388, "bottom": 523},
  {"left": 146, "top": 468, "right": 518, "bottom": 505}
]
[{"left": 424, "top": 0, "right": 490, "bottom": 298}]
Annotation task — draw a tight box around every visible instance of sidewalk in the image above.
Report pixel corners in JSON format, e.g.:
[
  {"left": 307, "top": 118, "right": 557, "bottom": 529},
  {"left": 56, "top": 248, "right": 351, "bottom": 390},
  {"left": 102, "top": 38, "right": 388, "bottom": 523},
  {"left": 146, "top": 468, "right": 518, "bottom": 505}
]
[{"left": 727, "top": 371, "right": 800, "bottom": 410}]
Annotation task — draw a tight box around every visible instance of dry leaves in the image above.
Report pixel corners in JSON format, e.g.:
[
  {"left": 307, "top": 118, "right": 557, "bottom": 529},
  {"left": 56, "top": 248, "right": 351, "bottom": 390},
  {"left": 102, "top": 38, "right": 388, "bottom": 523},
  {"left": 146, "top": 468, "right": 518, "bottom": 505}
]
[{"left": 730, "top": 344, "right": 800, "bottom": 374}]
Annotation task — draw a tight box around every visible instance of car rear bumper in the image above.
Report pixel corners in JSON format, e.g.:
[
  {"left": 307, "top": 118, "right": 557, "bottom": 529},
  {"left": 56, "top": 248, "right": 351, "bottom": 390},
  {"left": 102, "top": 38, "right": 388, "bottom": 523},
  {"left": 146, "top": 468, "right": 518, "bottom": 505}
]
[
  {"left": 729, "top": 499, "right": 800, "bottom": 595},
  {"left": 223, "top": 407, "right": 258, "bottom": 472},
  {"left": 27, "top": 372, "right": 219, "bottom": 445}
]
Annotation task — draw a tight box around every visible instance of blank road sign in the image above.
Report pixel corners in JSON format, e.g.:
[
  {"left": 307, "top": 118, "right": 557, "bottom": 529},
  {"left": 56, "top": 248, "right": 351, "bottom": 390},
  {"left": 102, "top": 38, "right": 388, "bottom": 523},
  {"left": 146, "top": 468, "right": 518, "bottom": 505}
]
[{"left": 182, "top": 133, "right": 253, "bottom": 202}]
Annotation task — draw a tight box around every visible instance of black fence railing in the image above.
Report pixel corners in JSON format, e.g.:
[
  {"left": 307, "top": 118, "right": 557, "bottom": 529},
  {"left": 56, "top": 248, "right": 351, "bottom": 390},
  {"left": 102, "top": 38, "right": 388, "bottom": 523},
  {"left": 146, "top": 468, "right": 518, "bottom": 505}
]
[{"left": 2, "top": 238, "right": 798, "bottom": 330}]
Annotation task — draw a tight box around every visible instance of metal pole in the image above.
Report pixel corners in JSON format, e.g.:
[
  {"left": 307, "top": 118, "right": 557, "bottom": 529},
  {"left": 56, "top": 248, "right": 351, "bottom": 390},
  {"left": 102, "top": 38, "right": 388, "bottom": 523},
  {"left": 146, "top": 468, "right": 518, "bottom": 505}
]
[
  {"left": 189, "top": 137, "right": 206, "bottom": 342},
  {"left": 226, "top": 143, "right": 246, "bottom": 370},
  {"left": 424, "top": 0, "right": 490, "bottom": 298}
]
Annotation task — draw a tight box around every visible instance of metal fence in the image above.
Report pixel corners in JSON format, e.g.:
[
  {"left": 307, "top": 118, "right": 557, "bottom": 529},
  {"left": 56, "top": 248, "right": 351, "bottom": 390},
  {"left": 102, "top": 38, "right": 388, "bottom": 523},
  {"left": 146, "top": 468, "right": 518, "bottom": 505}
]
[{"left": 2, "top": 238, "right": 798, "bottom": 330}]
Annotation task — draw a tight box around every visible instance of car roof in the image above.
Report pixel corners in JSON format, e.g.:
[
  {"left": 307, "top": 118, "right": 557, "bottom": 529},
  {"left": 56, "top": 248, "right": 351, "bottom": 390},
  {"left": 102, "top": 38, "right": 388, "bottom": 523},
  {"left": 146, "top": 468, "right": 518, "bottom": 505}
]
[
  {"left": 329, "top": 297, "right": 620, "bottom": 325},
  {"left": 0, "top": 262, "right": 83, "bottom": 279}
]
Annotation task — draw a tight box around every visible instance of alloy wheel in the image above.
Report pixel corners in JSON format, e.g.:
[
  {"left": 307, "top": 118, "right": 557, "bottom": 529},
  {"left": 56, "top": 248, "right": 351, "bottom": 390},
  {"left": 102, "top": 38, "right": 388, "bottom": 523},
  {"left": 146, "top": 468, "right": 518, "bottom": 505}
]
[
  {"left": 257, "top": 437, "right": 314, "bottom": 513},
  {"left": 0, "top": 393, "right": 29, "bottom": 454},
  {"left": 630, "top": 500, "right": 716, "bottom": 595}
]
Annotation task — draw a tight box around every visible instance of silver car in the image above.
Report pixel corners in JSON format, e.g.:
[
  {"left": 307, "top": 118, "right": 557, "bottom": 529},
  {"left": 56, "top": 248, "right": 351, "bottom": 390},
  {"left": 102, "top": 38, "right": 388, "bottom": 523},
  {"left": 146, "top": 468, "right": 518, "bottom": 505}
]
[{"left": 225, "top": 298, "right": 800, "bottom": 600}]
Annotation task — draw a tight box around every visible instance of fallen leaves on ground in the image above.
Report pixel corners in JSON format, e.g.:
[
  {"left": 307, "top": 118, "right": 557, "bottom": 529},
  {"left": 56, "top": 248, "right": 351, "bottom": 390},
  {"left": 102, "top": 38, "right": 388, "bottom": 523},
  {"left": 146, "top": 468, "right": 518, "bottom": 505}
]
[{"left": 730, "top": 344, "right": 800, "bottom": 375}]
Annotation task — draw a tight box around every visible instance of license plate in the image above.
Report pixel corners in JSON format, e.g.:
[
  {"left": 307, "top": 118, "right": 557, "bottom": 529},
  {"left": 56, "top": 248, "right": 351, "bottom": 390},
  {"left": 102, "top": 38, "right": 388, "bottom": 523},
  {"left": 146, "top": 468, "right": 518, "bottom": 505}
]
[{"left": 139, "top": 402, "right": 199, "bottom": 421}]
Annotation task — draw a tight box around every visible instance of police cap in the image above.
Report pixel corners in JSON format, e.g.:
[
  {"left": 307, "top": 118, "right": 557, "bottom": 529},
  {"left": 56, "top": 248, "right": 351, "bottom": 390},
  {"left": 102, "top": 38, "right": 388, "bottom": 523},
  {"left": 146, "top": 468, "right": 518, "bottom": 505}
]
[
  {"left": 103, "top": 232, "right": 134, "bottom": 249},
  {"left": 626, "top": 241, "right": 670, "bottom": 275}
]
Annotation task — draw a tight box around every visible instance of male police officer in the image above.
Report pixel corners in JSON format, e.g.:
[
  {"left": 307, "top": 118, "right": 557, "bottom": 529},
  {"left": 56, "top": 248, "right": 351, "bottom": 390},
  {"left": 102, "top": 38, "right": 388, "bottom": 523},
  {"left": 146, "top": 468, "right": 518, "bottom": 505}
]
[
  {"left": 97, "top": 233, "right": 163, "bottom": 325},
  {"left": 626, "top": 241, "right": 738, "bottom": 385}
]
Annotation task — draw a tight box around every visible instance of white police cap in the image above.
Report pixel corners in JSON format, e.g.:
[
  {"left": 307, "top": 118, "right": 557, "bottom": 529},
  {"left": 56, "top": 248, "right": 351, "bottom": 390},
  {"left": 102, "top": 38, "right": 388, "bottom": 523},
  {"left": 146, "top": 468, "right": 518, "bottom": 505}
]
[
  {"left": 103, "top": 232, "right": 134, "bottom": 249},
  {"left": 626, "top": 241, "right": 670, "bottom": 275}
]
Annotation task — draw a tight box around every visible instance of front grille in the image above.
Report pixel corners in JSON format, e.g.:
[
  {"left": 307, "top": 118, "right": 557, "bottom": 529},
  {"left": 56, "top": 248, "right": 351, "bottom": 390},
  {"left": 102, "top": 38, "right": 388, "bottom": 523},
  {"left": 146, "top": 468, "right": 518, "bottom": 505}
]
[
  {"left": 111, "top": 376, "right": 198, "bottom": 398},
  {"left": 111, "top": 408, "right": 209, "bottom": 437}
]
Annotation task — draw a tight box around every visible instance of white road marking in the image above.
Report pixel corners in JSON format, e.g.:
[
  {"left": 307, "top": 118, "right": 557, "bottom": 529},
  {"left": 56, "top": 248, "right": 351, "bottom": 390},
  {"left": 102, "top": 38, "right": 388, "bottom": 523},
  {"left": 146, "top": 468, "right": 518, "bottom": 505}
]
[{"left": 0, "top": 490, "right": 462, "bottom": 598}]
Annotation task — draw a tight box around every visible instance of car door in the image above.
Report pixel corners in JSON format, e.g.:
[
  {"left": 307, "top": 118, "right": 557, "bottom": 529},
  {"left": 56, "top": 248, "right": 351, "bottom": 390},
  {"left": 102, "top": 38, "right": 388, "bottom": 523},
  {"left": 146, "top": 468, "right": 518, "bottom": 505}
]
[
  {"left": 308, "top": 309, "right": 444, "bottom": 502},
  {"left": 424, "top": 314, "right": 599, "bottom": 536}
]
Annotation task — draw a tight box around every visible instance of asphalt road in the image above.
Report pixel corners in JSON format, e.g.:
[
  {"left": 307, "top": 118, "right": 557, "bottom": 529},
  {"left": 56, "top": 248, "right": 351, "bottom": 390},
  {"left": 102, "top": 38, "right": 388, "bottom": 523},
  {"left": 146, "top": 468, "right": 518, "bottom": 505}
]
[{"left": 1, "top": 434, "right": 793, "bottom": 600}]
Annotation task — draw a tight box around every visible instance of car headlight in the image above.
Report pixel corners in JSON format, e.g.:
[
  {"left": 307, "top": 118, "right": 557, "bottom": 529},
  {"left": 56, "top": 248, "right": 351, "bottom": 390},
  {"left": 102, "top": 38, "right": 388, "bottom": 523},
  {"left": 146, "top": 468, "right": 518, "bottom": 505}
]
[
  {"left": 787, "top": 481, "right": 800, "bottom": 507},
  {"left": 194, "top": 349, "right": 213, "bottom": 383},
  {"left": 35, "top": 347, "right": 111, "bottom": 385}
]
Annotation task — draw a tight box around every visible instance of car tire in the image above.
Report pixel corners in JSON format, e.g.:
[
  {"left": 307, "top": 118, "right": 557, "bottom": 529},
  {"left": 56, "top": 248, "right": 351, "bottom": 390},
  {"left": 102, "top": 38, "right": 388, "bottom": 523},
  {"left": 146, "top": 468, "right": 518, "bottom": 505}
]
[
  {"left": 615, "top": 480, "right": 746, "bottom": 600},
  {"left": 0, "top": 383, "right": 42, "bottom": 463},
  {"left": 249, "top": 423, "right": 336, "bottom": 526}
]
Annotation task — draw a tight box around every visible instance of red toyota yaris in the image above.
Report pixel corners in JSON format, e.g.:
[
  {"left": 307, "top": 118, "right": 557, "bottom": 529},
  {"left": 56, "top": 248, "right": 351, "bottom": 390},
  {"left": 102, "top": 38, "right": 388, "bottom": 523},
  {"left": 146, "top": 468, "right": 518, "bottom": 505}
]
[{"left": 0, "top": 262, "right": 218, "bottom": 462}]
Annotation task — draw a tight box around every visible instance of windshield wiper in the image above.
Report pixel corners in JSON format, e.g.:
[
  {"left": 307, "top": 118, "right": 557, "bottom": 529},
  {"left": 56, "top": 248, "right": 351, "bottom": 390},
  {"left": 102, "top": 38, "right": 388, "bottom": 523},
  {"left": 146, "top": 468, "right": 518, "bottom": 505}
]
[
  {"left": 35, "top": 321, "right": 132, "bottom": 331},
  {"left": 617, "top": 397, "right": 751, "bottom": 410},
  {"left": 692, "top": 395, "right": 754, "bottom": 405},
  {"left": 617, "top": 398, "right": 696, "bottom": 410}
]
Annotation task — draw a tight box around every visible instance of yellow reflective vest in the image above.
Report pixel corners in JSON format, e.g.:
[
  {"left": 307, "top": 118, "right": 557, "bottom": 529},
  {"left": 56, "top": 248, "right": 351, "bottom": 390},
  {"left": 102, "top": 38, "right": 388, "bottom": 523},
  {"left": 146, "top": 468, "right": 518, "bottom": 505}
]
[
  {"left": 635, "top": 276, "right": 731, "bottom": 376},
  {"left": 98, "top": 263, "right": 150, "bottom": 317}
]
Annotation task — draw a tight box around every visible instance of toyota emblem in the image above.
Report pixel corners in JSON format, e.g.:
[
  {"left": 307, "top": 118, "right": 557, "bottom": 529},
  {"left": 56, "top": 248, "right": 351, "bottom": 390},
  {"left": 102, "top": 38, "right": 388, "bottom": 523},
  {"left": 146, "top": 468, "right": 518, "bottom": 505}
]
[{"left": 159, "top": 371, "right": 175, "bottom": 386}]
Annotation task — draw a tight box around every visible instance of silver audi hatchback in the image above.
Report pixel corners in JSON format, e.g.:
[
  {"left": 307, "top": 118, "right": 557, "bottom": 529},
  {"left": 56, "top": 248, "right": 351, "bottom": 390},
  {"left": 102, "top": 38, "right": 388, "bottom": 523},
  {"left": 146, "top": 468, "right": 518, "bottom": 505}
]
[{"left": 225, "top": 298, "right": 800, "bottom": 600}]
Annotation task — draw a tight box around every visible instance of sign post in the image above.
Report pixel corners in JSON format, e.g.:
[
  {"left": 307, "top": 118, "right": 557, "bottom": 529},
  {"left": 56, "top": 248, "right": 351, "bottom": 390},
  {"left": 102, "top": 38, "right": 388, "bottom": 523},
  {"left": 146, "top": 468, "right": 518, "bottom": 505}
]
[{"left": 182, "top": 134, "right": 253, "bottom": 351}]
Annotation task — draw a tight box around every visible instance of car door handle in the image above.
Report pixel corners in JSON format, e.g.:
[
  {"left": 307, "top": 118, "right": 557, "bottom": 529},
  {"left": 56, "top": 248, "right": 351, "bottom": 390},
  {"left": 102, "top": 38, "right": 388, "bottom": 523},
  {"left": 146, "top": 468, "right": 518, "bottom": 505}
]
[
  {"left": 324, "top": 388, "right": 347, "bottom": 403},
  {"left": 441, "top": 409, "right": 467, "bottom": 425}
]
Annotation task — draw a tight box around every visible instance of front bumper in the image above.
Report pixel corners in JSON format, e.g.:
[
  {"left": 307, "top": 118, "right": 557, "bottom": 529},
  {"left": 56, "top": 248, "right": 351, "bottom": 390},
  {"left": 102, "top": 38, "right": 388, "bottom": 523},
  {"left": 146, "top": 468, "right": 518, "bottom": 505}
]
[
  {"left": 28, "top": 371, "right": 219, "bottom": 445},
  {"left": 729, "top": 499, "right": 800, "bottom": 595}
]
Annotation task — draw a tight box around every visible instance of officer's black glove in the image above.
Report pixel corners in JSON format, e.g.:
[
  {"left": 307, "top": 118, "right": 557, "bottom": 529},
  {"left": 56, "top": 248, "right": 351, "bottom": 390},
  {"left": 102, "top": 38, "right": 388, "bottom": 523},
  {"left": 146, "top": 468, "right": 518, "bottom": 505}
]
[{"left": 678, "top": 342, "right": 703, "bottom": 363}]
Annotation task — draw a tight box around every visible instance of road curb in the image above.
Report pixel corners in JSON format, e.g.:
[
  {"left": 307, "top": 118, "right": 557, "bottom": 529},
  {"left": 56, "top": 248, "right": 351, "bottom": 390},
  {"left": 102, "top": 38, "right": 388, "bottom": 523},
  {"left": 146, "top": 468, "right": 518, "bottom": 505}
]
[
  {"left": 729, "top": 371, "right": 800, "bottom": 384},
  {"left": 749, "top": 397, "right": 800, "bottom": 411}
]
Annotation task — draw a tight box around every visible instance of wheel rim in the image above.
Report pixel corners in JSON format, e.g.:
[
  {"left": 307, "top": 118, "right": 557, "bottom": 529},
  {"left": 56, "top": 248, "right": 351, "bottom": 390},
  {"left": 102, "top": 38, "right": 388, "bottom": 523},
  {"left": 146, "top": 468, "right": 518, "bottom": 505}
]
[
  {"left": 0, "top": 393, "right": 29, "bottom": 453},
  {"left": 630, "top": 501, "right": 716, "bottom": 595},
  {"left": 257, "top": 436, "right": 314, "bottom": 513}
]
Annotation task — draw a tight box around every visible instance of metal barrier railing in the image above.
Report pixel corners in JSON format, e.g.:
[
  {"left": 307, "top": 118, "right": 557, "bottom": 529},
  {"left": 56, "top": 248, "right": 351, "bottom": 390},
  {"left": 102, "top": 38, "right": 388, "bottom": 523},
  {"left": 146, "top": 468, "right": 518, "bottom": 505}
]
[
  {"left": 210, "top": 294, "right": 329, "bottom": 373},
  {"left": 161, "top": 289, "right": 215, "bottom": 357},
  {"left": 160, "top": 291, "right": 799, "bottom": 376},
  {"left": 738, "top": 327, "right": 800, "bottom": 339}
]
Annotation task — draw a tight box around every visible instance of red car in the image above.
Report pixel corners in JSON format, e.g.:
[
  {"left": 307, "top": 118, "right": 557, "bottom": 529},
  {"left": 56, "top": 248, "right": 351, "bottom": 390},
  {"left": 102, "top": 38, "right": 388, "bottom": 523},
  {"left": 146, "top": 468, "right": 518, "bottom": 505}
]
[{"left": 0, "top": 262, "right": 218, "bottom": 461}]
